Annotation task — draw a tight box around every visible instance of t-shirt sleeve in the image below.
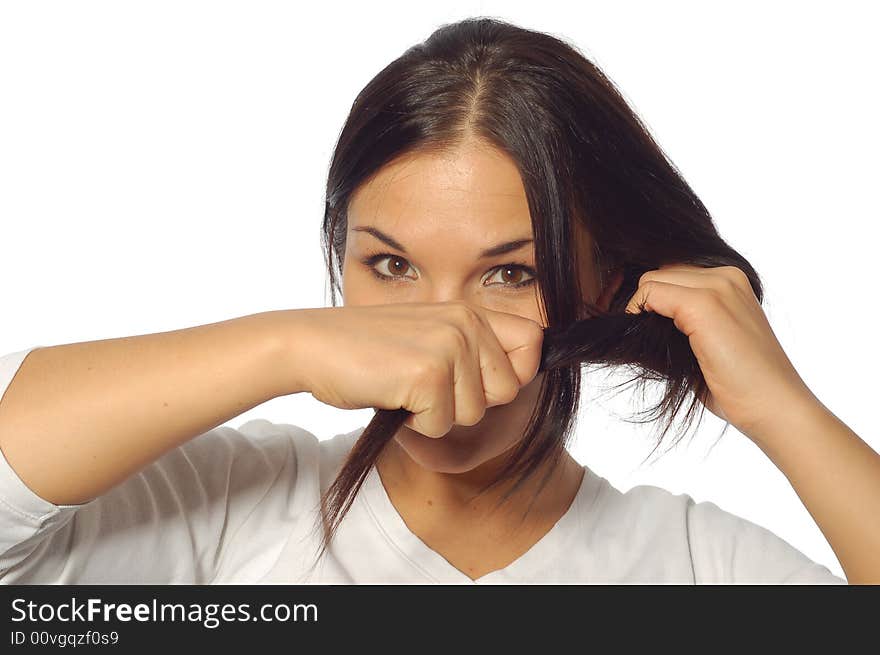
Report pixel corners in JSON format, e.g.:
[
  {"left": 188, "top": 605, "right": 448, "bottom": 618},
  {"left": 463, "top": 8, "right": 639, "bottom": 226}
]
[
  {"left": 0, "top": 347, "right": 300, "bottom": 584},
  {"left": 686, "top": 497, "right": 847, "bottom": 584}
]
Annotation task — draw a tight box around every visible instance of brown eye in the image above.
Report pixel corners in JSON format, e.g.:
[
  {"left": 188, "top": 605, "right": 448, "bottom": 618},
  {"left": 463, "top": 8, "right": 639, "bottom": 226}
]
[
  {"left": 500, "top": 267, "right": 523, "bottom": 284},
  {"left": 367, "top": 254, "right": 418, "bottom": 280},
  {"left": 386, "top": 257, "right": 410, "bottom": 276},
  {"left": 485, "top": 264, "right": 536, "bottom": 289}
]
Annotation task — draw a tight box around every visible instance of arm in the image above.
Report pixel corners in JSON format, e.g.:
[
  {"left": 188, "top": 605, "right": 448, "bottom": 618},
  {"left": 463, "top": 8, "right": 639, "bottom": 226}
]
[
  {"left": 747, "top": 389, "right": 880, "bottom": 584},
  {"left": 627, "top": 263, "right": 880, "bottom": 584},
  {"left": 0, "top": 310, "right": 307, "bottom": 506}
]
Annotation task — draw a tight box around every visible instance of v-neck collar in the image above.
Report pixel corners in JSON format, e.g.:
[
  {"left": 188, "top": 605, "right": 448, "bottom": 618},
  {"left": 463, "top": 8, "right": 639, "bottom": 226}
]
[{"left": 358, "top": 454, "right": 599, "bottom": 584}]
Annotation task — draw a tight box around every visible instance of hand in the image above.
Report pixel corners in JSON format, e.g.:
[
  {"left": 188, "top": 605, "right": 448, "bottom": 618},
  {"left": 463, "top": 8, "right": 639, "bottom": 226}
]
[
  {"left": 287, "top": 302, "right": 544, "bottom": 438},
  {"left": 624, "top": 264, "right": 816, "bottom": 440}
]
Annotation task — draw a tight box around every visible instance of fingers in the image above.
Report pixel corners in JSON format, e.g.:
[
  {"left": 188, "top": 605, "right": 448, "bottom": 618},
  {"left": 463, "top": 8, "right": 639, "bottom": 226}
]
[
  {"left": 625, "top": 279, "right": 719, "bottom": 336},
  {"left": 471, "top": 312, "right": 527, "bottom": 409},
  {"left": 447, "top": 306, "right": 529, "bottom": 427},
  {"left": 450, "top": 325, "right": 490, "bottom": 426},
  {"left": 405, "top": 304, "right": 533, "bottom": 437},
  {"left": 625, "top": 265, "right": 752, "bottom": 336},
  {"left": 404, "top": 355, "right": 456, "bottom": 438},
  {"left": 479, "top": 308, "right": 544, "bottom": 388}
]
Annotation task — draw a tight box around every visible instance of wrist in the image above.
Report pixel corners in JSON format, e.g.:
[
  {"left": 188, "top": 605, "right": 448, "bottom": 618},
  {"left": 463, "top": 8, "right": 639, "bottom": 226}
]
[
  {"left": 745, "top": 382, "right": 824, "bottom": 452},
  {"left": 272, "top": 307, "right": 323, "bottom": 397},
  {"left": 233, "top": 309, "right": 315, "bottom": 399}
]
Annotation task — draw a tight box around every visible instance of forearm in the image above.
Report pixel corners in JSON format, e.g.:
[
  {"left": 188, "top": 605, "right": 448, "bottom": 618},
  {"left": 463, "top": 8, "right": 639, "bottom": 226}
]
[
  {"left": 0, "top": 310, "right": 296, "bottom": 506},
  {"left": 748, "top": 390, "right": 880, "bottom": 584}
]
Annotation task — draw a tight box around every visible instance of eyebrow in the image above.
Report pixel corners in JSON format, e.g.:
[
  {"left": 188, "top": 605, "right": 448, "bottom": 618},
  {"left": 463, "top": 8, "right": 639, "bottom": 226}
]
[{"left": 351, "top": 226, "right": 534, "bottom": 259}]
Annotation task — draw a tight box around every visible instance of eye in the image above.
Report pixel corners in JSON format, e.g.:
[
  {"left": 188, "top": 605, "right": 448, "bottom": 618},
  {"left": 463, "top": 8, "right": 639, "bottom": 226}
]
[
  {"left": 362, "top": 254, "right": 418, "bottom": 281},
  {"left": 484, "top": 264, "right": 537, "bottom": 289},
  {"left": 360, "top": 252, "right": 537, "bottom": 290}
]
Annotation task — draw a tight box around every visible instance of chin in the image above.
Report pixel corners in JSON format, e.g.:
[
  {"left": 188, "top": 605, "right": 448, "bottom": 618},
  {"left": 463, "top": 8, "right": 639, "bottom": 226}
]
[
  {"left": 388, "top": 377, "right": 543, "bottom": 475},
  {"left": 393, "top": 417, "right": 517, "bottom": 474}
]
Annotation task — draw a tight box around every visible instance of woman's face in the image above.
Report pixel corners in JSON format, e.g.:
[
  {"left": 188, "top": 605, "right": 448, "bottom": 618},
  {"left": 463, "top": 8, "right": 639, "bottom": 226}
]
[{"left": 341, "top": 136, "right": 601, "bottom": 475}]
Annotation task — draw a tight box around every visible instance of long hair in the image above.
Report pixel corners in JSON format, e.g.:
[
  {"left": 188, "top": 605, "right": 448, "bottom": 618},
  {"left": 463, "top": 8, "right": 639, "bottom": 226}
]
[{"left": 311, "top": 17, "right": 762, "bottom": 564}]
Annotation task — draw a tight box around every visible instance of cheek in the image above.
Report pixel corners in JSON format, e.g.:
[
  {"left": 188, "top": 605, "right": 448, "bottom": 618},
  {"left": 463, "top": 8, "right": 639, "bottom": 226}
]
[{"left": 341, "top": 262, "right": 372, "bottom": 306}]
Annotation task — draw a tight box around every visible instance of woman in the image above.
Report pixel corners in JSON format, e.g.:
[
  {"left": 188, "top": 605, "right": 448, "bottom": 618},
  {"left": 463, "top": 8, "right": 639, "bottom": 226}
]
[{"left": 0, "top": 18, "right": 875, "bottom": 584}]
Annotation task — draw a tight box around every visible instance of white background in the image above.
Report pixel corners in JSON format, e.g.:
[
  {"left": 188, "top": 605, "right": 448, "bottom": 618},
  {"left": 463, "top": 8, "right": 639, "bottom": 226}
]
[{"left": 2, "top": 1, "right": 877, "bottom": 581}]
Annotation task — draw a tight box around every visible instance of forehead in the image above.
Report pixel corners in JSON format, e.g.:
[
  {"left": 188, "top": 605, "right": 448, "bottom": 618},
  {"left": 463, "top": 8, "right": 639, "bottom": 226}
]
[{"left": 347, "top": 140, "right": 533, "bottom": 241}]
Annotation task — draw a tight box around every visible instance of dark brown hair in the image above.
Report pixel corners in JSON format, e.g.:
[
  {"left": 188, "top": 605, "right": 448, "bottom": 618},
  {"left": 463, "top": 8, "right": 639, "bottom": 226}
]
[{"left": 308, "top": 17, "right": 762, "bottom": 565}]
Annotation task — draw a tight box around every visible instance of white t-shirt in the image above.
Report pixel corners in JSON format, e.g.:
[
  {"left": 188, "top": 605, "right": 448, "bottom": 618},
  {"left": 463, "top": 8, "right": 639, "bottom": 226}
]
[{"left": 0, "top": 346, "right": 846, "bottom": 584}]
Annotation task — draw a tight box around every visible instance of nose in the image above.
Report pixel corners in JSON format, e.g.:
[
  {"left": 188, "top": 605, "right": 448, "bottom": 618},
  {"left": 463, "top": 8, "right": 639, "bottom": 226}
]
[
  {"left": 425, "top": 290, "right": 466, "bottom": 306},
  {"left": 418, "top": 281, "right": 474, "bottom": 307}
]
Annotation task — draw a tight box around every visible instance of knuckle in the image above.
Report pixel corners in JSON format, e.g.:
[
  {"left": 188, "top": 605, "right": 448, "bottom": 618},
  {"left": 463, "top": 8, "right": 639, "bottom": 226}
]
[
  {"left": 453, "top": 300, "right": 482, "bottom": 330},
  {"left": 528, "top": 319, "right": 545, "bottom": 342},
  {"left": 638, "top": 279, "right": 658, "bottom": 296},
  {"left": 723, "top": 276, "right": 739, "bottom": 295},
  {"left": 459, "top": 405, "right": 486, "bottom": 426},
  {"left": 420, "top": 422, "right": 445, "bottom": 439},
  {"left": 729, "top": 266, "right": 751, "bottom": 288},
  {"left": 449, "top": 300, "right": 479, "bottom": 324},
  {"left": 702, "top": 287, "right": 725, "bottom": 307},
  {"left": 413, "top": 357, "right": 449, "bottom": 387},
  {"left": 443, "top": 323, "right": 469, "bottom": 354},
  {"left": 486, "top": 361, "right": 521, "bottom": 398},
  {"left": 498, "top": 381, "right": 520, "bottom": 404}
]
